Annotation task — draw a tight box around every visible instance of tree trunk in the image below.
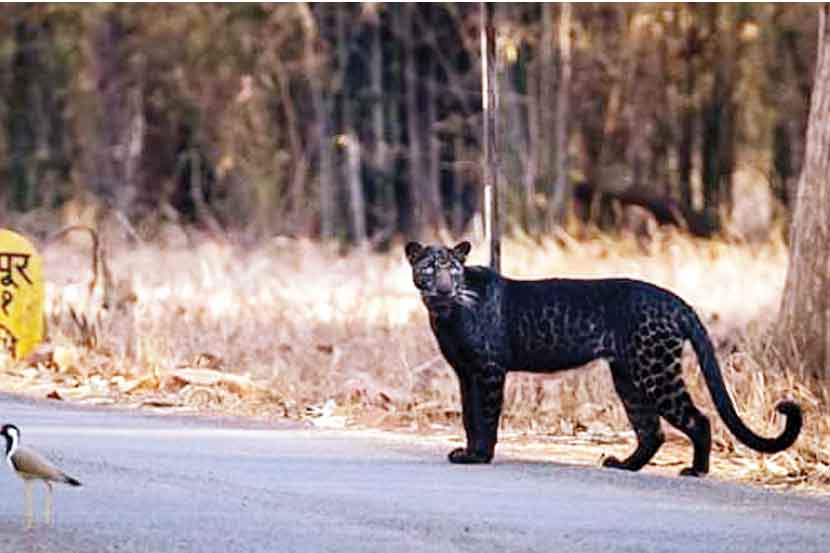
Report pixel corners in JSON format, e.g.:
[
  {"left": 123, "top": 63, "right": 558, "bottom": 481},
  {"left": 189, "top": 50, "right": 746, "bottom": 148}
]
[
  {"left": 701, "top": 4, "right": 738, "bottom": 231},
  {"left": 90, "top": 8, "right": 144, "bottom": 214},
  {"left": 369, "top": 4, "right": 385, "bottom": 172},
  {"left": 501, "top": 5, "right": 532, "bottom": 233},
  {"left": 777, "top": 4, "right": 830, "bottom": 378},
  {"left": 539, "top": 3, "right": 555, "bottom": 179},
  {"left": 316, "top": 92, "right": 336, "bottom": 241},
  {"left": 678, "top": 6, "right": 698, "bottom": 212},
  {"left": 343, "top": 134, "right": 367, "bottom": 247},
  {"left": 338, "top": 5, "right": 366, "bottom": 247},
  {"left": 368, "top": 3, "right": 396, "bottom": 240},
  {"left": 481, "top": 2, "right": 500, "bottom": 272},
  {"left": 549, "top": 3, "right": 572, "bottom": 227},
  {"left": 424, "top": 25, "right": 444, "bottom": 236},
  {"left": 451, "top": 133, "right": 465, "bottom": 234},
  {"left": 426, "top": 60, "right": 443, "bottom": 236},
  {"left": 8, "top": 17, "right": 40, "bottom": 210},
  {"left": 524, "top": 21, "right": 541, "bottom": 233},
  {"left": 270, "top": 55, "right": 307, "bottom": 234},
  {"left": 387, "top": 4, "right": 409, "bottom": 238},
  {"left": 6, "top": 11, "right": 71, "bottom": 212},
  {"left": 404, "top": 4, "right": 424, "bottom": 239},
  {"left": 300, "top": 5, "right": 335, "bottom": 240},
  {"left": 770, "top": 6, "right": 797, "bottom": 213}
]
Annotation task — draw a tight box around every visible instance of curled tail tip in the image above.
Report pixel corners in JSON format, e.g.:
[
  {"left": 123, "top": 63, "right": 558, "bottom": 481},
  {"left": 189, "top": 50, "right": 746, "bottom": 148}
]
[
  {"left": 776, "top": 400, "right": 802, "bottom": 419},
  {"left": 773, "top": 400, "right": 803, "bottom": 450}
]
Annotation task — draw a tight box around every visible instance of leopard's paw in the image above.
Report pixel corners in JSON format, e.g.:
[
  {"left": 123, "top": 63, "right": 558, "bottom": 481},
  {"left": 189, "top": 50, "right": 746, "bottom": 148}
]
[
  {"left": 448, "top": 447, "right": 492, "bottom": 464},
  {"left": 601, "top": 455, "right": 632, "bottom": 471}
]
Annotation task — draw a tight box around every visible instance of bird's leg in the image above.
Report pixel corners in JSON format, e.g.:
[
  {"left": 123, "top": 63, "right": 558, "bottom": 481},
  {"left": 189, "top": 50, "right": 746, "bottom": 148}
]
[
  {"left": 44, "top": 482, "right": 53, "bottom": 526},
  {"left": 24, "top": 480, "right": 33, "bottom": 529}
]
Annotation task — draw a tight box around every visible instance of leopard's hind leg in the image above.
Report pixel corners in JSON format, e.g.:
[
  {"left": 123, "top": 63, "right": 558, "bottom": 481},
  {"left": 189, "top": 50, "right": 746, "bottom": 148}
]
[
  {"left": 641, "top": 337, "right": 712, "bottom": 477},
  {"left": 603, "top": 360, "right": 665, "bottom": 472},
  {"left": 653, "top": 376, "right": 711, "bottom": 476}
]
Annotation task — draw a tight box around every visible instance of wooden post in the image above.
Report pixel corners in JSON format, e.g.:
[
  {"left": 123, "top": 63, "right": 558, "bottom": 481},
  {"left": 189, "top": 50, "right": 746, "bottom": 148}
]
[{"left": 481, "top": 2, "right": 500, "bottom": 272}]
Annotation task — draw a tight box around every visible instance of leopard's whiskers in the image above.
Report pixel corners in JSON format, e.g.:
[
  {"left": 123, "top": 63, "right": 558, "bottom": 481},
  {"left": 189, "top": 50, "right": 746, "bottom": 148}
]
[{"left": 457, "top": 287, "right": 479, "bottom": 308}]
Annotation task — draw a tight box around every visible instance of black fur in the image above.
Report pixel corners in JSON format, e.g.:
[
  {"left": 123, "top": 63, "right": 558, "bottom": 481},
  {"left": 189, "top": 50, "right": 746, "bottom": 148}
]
[{"left": 406, "top": 241, "right": 802, "bottom": 475}]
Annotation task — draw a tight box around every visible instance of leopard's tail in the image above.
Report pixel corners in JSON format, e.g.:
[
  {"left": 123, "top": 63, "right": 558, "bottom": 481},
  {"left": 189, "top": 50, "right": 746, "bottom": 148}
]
[{"left": 683, "top": 310, "right": 801, "bottom": 453}]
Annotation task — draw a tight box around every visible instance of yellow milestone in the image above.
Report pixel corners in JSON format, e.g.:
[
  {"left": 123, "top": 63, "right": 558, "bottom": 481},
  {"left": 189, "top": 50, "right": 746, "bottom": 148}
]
[{"left": 0, "top": 229, "right": 44, "bottom": 360}]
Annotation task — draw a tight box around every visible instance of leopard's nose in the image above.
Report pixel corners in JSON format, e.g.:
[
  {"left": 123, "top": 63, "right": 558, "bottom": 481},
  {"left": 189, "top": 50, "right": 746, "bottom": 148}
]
[{"left": 436, "top": 272, "right": 453, "bottom": 295}]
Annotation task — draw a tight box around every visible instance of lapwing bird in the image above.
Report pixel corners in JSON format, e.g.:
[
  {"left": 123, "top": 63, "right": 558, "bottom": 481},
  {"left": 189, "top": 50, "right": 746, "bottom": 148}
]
[{"left": 1, "top": 424, "right": 81, "bottom": 528}]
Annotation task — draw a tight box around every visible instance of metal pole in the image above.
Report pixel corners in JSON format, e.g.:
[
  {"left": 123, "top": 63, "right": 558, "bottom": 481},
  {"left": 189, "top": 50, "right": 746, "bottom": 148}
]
[{"left": 481, "top": 2, "right": 501, "bottom": 272}]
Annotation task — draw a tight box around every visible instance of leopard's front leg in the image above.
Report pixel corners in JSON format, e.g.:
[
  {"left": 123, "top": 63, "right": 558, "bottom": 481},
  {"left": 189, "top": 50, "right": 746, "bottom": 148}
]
[
  {"left": 452, "top": 369, "right": 474, "bottom": 452},
  {"left": 448, "top": 361, "right": 506, "bottom": 464}
]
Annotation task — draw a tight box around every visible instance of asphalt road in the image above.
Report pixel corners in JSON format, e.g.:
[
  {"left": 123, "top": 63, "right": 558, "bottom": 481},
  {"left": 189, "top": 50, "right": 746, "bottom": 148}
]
[{"left": 1, "top": 393, "right": 829, "bottom": 553}]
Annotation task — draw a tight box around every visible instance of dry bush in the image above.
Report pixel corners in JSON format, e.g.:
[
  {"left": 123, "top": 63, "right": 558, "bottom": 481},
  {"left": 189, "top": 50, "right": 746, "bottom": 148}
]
[{"left": 1, "top": 227, "right": 827, "bottom": 491}]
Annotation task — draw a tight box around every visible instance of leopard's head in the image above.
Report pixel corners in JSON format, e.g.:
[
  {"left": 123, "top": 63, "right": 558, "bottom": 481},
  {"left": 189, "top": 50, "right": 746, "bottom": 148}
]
[{"left": 405, "top": 241, "right": 477, "bottom": 313}]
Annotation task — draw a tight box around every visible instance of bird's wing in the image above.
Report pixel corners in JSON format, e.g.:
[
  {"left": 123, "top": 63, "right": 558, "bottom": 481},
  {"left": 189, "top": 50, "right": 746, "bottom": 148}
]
[{"left": 11, "top": 446, "right": 67, "bottom": 482}]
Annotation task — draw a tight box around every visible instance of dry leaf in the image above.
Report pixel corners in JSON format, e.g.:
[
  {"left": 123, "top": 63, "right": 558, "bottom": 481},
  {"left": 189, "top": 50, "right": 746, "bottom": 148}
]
[
  {"left": 52, "top": 345, "right": 78, "bottom": 373},
  {"left": 119, "top": 374, "right": 159, "bottom": 394},
  {"left": 165, "top": 368, "right": 256, "bottom": 396},
  {"left": 25, "top": 344, "right": 56, "bottom": 369},
  {"left": 21, "top": 368, "right": 40, "bottom": 379},
  {"left": 141, "top": 398, "right": 180, "bottom": 408},
  {"left": 57, "top": 385, "right": 92, "bottom": 399},
  {"left": 193, "top": 353, "right": 223, "bottom": 370}
]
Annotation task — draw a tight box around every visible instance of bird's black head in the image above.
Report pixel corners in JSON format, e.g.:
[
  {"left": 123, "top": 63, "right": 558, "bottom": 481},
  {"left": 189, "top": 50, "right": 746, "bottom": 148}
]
[{"left": 1, "top": 424, "right": 20, "bottom": 456}]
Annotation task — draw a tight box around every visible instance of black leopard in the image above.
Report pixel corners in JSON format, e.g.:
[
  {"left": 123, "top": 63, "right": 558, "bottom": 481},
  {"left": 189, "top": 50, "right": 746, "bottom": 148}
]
[{"left": 405, "top": 240, "right": 802, "bottom": 476}]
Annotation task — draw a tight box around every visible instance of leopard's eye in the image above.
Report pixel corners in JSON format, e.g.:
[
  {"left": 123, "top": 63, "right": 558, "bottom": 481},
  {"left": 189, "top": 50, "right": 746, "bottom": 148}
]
[{"left": 421, "top": 266, "right": 435, "bottom": 275}]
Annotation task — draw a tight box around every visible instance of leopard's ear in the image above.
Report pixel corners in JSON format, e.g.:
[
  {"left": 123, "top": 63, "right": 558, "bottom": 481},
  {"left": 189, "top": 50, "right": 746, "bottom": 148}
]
[
  {"left": 405, "top": 241, "right": 424, "bottom": 265},
  {"left": 452, "top": 241, "right": 472, "bottom": 263}
]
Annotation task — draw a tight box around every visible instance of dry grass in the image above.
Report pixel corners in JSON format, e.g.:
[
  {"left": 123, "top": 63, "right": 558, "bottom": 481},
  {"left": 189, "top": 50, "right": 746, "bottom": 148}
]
[{"left": 1, "top": 225, "right": 829, "bottom": 493}]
